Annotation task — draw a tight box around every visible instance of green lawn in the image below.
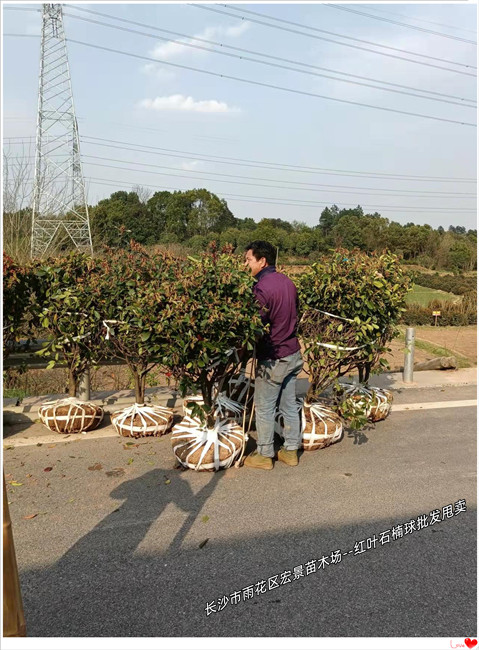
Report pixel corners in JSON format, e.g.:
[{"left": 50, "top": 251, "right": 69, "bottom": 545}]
[{"left": 406, "top": 284, "right": 458, "bottom": 307}]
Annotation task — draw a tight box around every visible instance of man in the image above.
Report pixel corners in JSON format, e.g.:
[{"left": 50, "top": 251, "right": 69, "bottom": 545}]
[{"left": 243, "top": 240, "right": 303, "bottom": 470}]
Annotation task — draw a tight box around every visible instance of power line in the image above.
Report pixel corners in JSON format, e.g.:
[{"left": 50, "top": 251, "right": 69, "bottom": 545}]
[
  {"left": 79, "top": 155, "right": 477, "bottom": 199},
  {"left": 7, "top": 24, "right": 475, "bottom": 109},
  {"left": 360, "top": 5, "right": 477, "bottom": 36},
  {"left": 81, "top": 175, "right": 477, "bottom": 213},
  {"left": 192, "top": 4, "right": 477, "bottom": 76},
  {"left": 55, "top": 12, "right": 475, "bottom": 109},
  {"left": 78, "top": 156, "right": 477, "bottom": 201},
  {"left": 324, "top": 3, "right": 477, "bottom": 45},
  {"left": 11, "top": 165, "right": 475, "bottom": 213},
  {"left": 65, "top": 5, "right": 476, "bottom": 103},
  {"left": 79, "top": 136, "right": 477, "bottom": 184},
  {"left": 9, "top": 4, "right": 478, "bottom": 72},
  {"left": 60, "top": 38, "right": 476, "bottom": 127},
  {"left": 3, "top": 6, "right": 38, "bottom": 11},
  {"left": 6, "top": 135, "right": 477, "bottom": 184}
]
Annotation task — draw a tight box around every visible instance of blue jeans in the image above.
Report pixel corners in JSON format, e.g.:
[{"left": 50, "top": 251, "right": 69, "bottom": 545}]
[{"left": 255, "top": 350, "right": 303, "bottom": 458}]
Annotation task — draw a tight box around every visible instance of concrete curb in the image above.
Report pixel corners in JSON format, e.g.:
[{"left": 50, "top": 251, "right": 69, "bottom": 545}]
[{"left": 3, "top": 368, "right": 476, "bottom": 426}]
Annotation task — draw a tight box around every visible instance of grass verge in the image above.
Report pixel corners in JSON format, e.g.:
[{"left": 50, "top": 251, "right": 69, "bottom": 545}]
[{"left": 406, "top": 284, "right": 458, "bottom": 307}]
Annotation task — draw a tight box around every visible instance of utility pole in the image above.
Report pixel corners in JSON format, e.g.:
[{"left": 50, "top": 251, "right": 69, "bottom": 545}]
[{"left": 31, "top": 4, "right": 92, "bottom": 259}]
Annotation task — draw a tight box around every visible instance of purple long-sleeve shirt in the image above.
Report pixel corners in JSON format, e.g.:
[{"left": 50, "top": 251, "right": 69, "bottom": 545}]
[{"left": 253, "top": 265, "right": 301, "bottom": 361}]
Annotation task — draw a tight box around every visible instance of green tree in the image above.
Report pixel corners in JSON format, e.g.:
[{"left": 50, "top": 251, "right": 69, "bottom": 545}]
[
  {"left": 90, "top": 191, "right": 150, "bottom": 247},
  {"left": 185, "top": 188, "right": 236, "bottom": 237}
]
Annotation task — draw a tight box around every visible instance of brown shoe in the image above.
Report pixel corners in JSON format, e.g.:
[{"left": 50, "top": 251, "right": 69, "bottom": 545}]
[
  {"left": 243, "top": 450, "right": 273, "bottom": 470},
  {"left": 277, "top": 447, "right": 298, "bottom": 466}
]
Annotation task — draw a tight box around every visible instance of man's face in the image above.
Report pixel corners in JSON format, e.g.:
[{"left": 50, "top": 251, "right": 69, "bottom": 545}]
[{"left": 244, "top": 249, "right": 267, "bottom": 277}]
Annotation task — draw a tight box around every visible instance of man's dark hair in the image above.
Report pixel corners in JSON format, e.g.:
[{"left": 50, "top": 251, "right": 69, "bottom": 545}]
[{"left": 245, "top": 240, "right": 277, "bottom": 266}]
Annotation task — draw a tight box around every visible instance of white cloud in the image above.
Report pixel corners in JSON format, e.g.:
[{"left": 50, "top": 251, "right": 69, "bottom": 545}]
[
  {"left": 138, "top": 95, "right": 240, "bottom": 114},
  {"left": 141, "top": 63, "right": 176, "bottom": 81},
  {"left": 150, "top": 22, "right": 250, "bottom": 61},
  {"left": 180, "top": 160, "right": 204, "bottom": 171},
  {"left": 224, "top": 21, "right": 250, "bottom": 38}
]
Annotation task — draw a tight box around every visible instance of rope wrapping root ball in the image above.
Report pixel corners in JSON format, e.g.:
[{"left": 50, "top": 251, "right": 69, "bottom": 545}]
[
  {"left": 171, "top": 415, "right": 246, "bottom": 472},
  {"left": 335, "top": 384, "right": 393, "bottom": 422},
  {"left": 38, "top": 397, "right": 104, "bottom": 434},
  {"left": 111, "top": 403, "right": 174, "bottom": 438},
  {"left": 274, "top": 399, "right": 343, "bottom": 451},
  {"left": 182, "top": 393, "right": 244, "bottom": 423}
]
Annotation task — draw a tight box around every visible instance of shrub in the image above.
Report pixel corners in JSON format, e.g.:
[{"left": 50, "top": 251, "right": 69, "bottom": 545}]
[
  {"left": 165, "top": 242, "right": 264, "bottom": 426},
  {"left": 32, "top": 252, "right": 106, "bottom": 397},
  {"left": 3, "top": 254, "right": 38, "bottom": 356},
  {"left": 94, "top": 241, "right": 182, "bottom": 404},
  {"left": 413, "top": 272, "right": 476, "bottom": 295},
  {"left": 297, "top": 249, "right": 412, "bottom": 396}
]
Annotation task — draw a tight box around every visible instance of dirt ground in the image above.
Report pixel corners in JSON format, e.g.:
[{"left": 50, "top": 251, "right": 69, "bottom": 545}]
[{"left": 384, "top": 325, "right": 477, "bottom": 371}]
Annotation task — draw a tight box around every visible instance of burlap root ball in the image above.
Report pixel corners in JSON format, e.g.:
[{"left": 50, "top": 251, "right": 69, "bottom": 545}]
[
  {"left": 171, "top": 416, "right": 246, "bottom": 471},
  {"left": 367, "top": 387, "right": 393, "bottom": 422},
  {"left": 301, "top": 402, "right": 343, "bottom": 450},
  {"left": 39, "top": 397, "right": 104, "bottom": 434},
  {"left": 111, "top": 403, "right": 174, "bottom": 438},
  {"left": 275, "top": 399, "right": 343, "bottom": 451},
  {"left": 335, "top": 384, "right": 393, "bottom": 422}
]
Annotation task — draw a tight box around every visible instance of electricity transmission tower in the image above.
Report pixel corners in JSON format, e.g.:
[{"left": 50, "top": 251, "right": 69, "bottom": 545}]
[{"left": 31, "top": 3, "right": 92, "bottom": 258}]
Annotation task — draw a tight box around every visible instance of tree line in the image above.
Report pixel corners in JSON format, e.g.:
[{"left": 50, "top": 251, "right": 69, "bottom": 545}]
[{"left": 3, "top": 184, "right": 477, "bottom": 272}]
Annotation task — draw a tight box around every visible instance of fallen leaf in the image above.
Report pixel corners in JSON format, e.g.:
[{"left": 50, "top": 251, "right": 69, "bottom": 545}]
[
  {"left": 24, "top": 514, "right": 38, "bottom": 520},
  {"left": 201, "top": 515, "right": 210, "bottom": 523},
  {"left": 5, "top": 473, "right": 13, "bottom": 479},
  {"left": 124, "top": 442, "right": 138, "bottom": 447},
  {"left": 127, "top": 458, "right": 134, "bottom": 465},
  {"left": 9, "top": 481, "right": 23, "bottom": 487},
  {"left": 147, "top": 461, "right": 155, "bottom": 465},
  {"left": 198, "top": 539, "right": 209, "bottom": 549},
  {"left": 26, "top": 474, "right": 32, "bottom": 478},
  {"left": 164, "top": 478, "right": 171, "bottom": 485},
  {"left": 44, "top": 467, "right": 53, "bottom": 472},
  {"left": 69, "top": 456, "right": 76, "bottom": 459},
  {"left": 48, "top": 444, "right": 56, "bottom": 448},
  {"left": 36, "top": 443, "right": 43, "bottom": 447},
  {"left": 88, "top": 463, "right": 103, "bottom": 471},
  {"left": 68, "top": 498, "right": 75, "bottom": 503},
  {"left": 105, "top": 468, "right": 125, "bottom": 477},
  {"left": 4, "top": 446, "right": 14, "bottom": 451}
]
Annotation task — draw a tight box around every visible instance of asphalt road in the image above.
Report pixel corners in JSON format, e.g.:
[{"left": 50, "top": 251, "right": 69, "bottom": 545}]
[{"left": 3, "top": 385, "right": 477, "bottom": 638}]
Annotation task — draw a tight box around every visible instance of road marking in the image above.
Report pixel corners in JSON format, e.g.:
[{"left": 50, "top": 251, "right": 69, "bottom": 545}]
[
  {"left": 393, "top": 399, "right": 477, "bottom": 412},
  {"left": 4, "top": 428, "right": 120, "bottom": 448},
  {"left": 3, "top": 400, "right": 477, "bottom": 448}
]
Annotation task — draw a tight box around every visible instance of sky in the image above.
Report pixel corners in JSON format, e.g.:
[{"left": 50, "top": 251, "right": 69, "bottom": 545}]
[{"left": 2, "top": 1, "right": 477, "bottom": 231}]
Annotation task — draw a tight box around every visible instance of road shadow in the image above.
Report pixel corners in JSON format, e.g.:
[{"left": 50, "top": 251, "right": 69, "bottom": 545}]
[
  {"left": 3, "top": 412, "right": 37, "bottom": 437},
  {"left": 17, "top": 505, "right": 477, "bottom": 637},
  {"left": 15, "top": 466, "right": 223, "bottom": 635}
]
